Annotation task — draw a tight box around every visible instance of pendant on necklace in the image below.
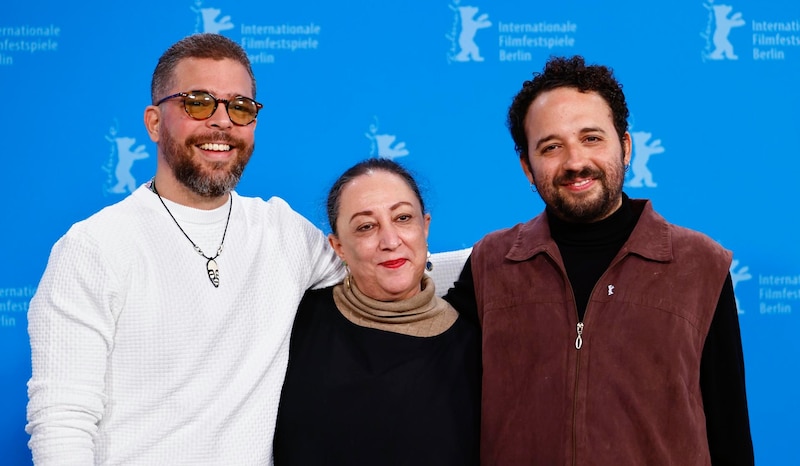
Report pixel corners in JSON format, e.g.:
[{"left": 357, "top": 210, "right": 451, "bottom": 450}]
[{"left": 206, "top": 258, "right": 220, "bottom": 288}]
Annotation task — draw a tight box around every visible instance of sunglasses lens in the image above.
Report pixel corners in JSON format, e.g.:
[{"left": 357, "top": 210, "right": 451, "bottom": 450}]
[
  {"left": 227, "top": 98, "right": 259, "bottom": 125},
  {"left": 184, "top": 92, "right": 216, "bottom": 119}
]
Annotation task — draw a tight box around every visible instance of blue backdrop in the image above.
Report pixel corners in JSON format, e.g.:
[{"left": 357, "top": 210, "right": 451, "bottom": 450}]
[{"left": 3, "top": 1, "right": 798, "bottom": 464}]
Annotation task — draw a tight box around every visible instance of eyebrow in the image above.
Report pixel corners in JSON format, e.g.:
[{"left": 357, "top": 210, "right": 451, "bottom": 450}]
[
  {"left": 534, "top": 126, "right": 608, "bottom": 149},
  {"left": 348, "top": 201, "right": 415, "bottom": 224}
]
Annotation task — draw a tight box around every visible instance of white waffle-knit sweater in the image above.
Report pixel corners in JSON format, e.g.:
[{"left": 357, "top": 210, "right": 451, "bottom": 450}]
[{"left": 26, "top": 185, "right": 344, "bottom": 465}]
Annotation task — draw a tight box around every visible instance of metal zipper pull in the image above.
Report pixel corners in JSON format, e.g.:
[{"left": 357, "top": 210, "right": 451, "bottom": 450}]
[{"left": 575, "top": 322, "right": 584, "bottom": 350}]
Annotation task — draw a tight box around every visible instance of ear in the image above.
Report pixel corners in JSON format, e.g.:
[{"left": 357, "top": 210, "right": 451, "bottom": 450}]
[
  {"left": 519, "top": 155, "right": 535, "bottom": 185},
  {"left": 423, "top": 213, "right": 431, "bottom": 240},
  {"left": 328, "top": 233, "right": 345, "bottom": 261},
  {"left": 144, "top": 105, "right": 161, "bottom": 143},
  {"left": 622, "top": 131, "right": 632, "bottom": 167}
]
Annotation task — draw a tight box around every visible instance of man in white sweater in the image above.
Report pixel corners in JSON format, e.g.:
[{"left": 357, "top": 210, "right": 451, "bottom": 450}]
[{"left": 26, "top": 33, "right": 344, "bottom": 465}]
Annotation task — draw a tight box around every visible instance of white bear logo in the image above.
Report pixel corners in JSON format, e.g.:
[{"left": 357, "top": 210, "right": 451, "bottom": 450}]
[
  {"left": 704, "top": 2, "right": 745, "bottom": 60},
  {"left": 627, "top": 131, "right": 665, "bottom": 188},
  {"left": 191, "top": 1, "right": 234, "bottom": 34},
  {"left": 104, "top": 126, "right": 150, "bottom": 195},
  {"left": 366, "top": 118, "right": 409, "bottom": 160},
  {"left": 447, "top": 2, "right": 491, "bottom": 63}
]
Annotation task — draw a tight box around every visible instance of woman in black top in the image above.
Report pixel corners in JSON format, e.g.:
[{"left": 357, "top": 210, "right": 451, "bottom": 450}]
[{"left": 274, "top": 158, "right": 480, "bottom": 466}]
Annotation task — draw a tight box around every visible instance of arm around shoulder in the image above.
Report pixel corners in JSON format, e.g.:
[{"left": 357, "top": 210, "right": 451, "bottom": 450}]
[{"left": 272, "top": 198, "right": 345, "bottom": 290}]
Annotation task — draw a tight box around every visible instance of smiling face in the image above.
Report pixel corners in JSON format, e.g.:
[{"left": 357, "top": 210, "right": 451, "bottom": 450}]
[
  {"left": 145, "top": 57, "right": 256, "bottom": 205},
  {"left": 329, "top": 170, "right": 431, "bottom": 302},
  {"left": 521, "top": 87, "right": 631, "bottom": 223}
]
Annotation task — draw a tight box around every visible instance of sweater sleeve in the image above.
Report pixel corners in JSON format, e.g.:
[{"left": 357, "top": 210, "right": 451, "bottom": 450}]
[
  {"left": 303, "top": 221, "right": 345, "bottom": 291},
  {"left": 26, "top": 232, "right": 118, "bottom": 466},
  {"left": 277, "top": 198, "right": 345, "bottom": 290},
  {"left": 700, "top": 273, "right": 754, "bottom": 466}
]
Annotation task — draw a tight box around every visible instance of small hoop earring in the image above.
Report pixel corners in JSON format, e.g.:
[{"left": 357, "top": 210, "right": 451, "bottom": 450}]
[
  {"left": 426, "top": 248, "right": 433, "bottom": 272},
  {"left": 342, "top": 261, "right": 352, "bottom": 291},
  {"left": 530, "top": 183, "right": 538, "bottom": 193}
]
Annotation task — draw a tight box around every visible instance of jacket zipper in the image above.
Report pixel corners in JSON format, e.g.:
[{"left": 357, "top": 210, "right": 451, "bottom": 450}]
[
  {"left": 572, "top": 295, "right": 593, "bottom": 465},
  {"left": 571, "top": 335, "right": 581, "bottom": 466},
  {"left": 575, "top": 322, "right": 584, "bottom": 349},
  {"left": 568, "top": 251, "right": 628, "bottom": 465},
  {"left": 570, "top": 290, "right": 585, "bottom": 466}
]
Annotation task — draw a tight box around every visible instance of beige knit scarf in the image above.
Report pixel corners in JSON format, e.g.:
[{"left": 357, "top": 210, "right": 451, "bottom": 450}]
[{"left": 333, "top": 274, "right": 458, "bottom": 337}]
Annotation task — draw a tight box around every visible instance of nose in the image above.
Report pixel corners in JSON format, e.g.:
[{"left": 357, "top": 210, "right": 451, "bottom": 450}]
[
  {"left": 379, "top": 225, "right": 402, "bottom": 250},
  {"left": 561, "top": 143, "right": 588, "bottom": 171},
  {"left": 206, "top": 103, "right": 233, "bottom": 129}
]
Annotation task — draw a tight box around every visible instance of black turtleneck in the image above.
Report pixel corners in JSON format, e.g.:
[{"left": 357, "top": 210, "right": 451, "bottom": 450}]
[
  {"left": 546, "top": 193, "right": 641, "bottom": 320},
  {"left": 547, "top": 193, "right": 640, "bottom": 321}
]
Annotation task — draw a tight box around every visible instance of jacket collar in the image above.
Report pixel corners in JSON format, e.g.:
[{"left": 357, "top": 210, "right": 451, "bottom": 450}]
[{"left": 506, "top": 199, "right": 673, "bottom": 264}]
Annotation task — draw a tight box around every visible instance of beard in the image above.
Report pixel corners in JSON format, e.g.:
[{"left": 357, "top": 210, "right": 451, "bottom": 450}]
[
  {"left": 536, "top": 154, "right": 626, "bottom": 223},
  {"left": 161, "top": 127, "right": 254, "bottom": 198}
]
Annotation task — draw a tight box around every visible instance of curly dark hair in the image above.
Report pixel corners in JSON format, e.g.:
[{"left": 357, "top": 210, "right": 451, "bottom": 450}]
[
  {"left": 507, "top": 55, "right": 629, "bottom": 159},
  {"left": 327, "top": 158, "right": 426, "bottom": 236},
  {"left": 151, "top": 33, "right": 256, "bottom": 104}
]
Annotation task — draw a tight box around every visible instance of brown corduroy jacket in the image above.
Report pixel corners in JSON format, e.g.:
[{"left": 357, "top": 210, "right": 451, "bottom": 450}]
[{"left": 472, "top": 199, "right": 731, "bottom": 466}]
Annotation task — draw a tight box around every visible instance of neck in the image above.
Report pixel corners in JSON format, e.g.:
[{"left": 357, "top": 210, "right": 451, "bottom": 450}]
[
  {"left": 152, "top": 172, "right": 230, "bottom": 210},
  {"left": 547, "top": 193, "right": 633, "bottom": 244}
]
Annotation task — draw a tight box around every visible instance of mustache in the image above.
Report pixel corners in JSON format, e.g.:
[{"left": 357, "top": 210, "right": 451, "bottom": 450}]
[
  {"left": 555, "top": 167, "right": 604, "bottom": 184},
  {"left": 185, "top": 131, "right": 239, "bottom": 147}
]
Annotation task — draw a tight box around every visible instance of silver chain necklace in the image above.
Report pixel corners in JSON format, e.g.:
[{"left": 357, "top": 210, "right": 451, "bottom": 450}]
[{"left": 151, "top": 180, "right": 232, "bottom": 288}]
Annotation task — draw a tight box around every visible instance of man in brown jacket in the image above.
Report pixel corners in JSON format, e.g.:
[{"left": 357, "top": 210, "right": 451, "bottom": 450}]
[{"left": 445, "top": 55, "right": 753, "bottom": 465}]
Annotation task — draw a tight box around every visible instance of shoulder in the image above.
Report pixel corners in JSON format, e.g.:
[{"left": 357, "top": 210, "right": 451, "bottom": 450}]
[
  {"left": 668, "top": 221, "right": 723, "bottom": 249},
  {"left": 62, "top": 188, "right": 154, "bottom": 244},
  {"left": 669, "top": 222, "right": 732, "bottom": 264},
  {"left": 293, "top": 286, "right": 338, "bottom": 331},
  {"left": 632, "top": 199, "right": 732, "bottom": 268},
  {"left": 234, "top": 194, "right": 321, "bottom": 233},
  {"left": 233, "top": 193, "right": 294, "bottom": 218},
  {"left": 477, "top": 213, "right": 547, "bottom": 247},
  {"left": 473, "top": 213, "right": 548, "bottom": 262},
  {"left": 300, "top": 285, "right": 336, "bottom": 305},
  {"left": 475, "top": 222, "right": 523, "bottom": 250}
]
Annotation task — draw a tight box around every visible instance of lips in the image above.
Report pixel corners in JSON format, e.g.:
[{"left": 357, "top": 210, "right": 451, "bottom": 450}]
[
  {"left": 188, "top": 132, "right": 237, "bottom": 153},
  {"left": 380, "top": 259, "right": 407, "bottom": 269},
  {"left": 558, "top": 168, "right": 603, "bottom": 191},
  {"left": 568, "top": 179, "right": 592, "bottom": 187},
  {"left": 562, "top": 178, "right": 595, "bottom": 191}
]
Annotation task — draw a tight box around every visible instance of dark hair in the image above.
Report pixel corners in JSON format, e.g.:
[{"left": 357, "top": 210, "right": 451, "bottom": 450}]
[
  {"left": 326, "top": 158, "right": 426, "bottom": 235},
  {"left": 151, "top": 33, "right": 256, "bottom": 103},
  {"left": 507, "top": 55, "right": 629, "bottom": 159}
]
